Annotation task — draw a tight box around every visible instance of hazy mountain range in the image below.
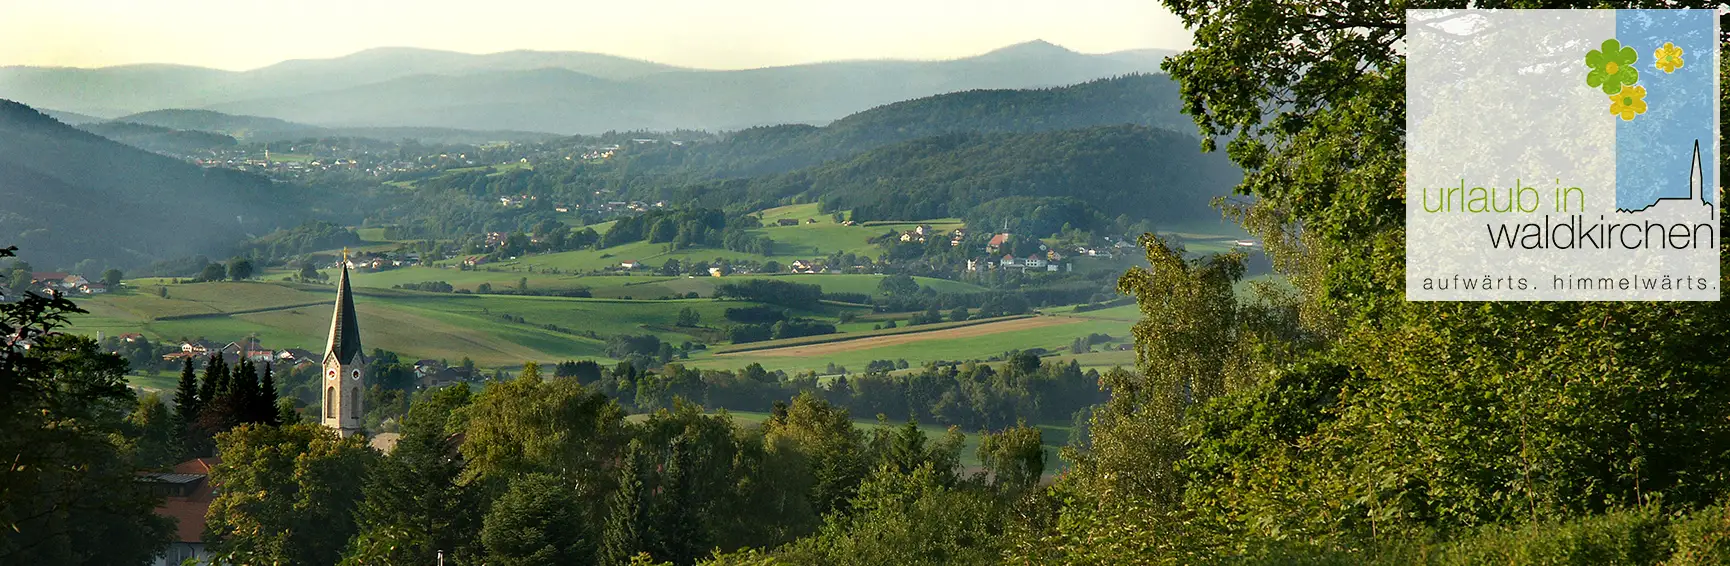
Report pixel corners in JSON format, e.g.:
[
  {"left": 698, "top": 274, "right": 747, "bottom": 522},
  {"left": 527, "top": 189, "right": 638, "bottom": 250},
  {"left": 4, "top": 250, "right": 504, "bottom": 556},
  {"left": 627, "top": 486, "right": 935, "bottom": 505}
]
[
  {"left": 96, "top": 109, "right": 563, "bottom": 145},
  {"left": 0, "top": 41, "right": 1177, "bottom": 134}
]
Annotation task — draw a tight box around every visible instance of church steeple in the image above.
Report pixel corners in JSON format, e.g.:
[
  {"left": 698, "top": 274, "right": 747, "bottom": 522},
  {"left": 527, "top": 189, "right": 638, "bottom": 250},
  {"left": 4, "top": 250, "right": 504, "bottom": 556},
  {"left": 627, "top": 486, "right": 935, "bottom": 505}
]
[
  {"left": 321, "top": 249, "right": 365, "bottom": 437},
  {"left": 324, "top": 250, "right": 363, "bottom": 366}
]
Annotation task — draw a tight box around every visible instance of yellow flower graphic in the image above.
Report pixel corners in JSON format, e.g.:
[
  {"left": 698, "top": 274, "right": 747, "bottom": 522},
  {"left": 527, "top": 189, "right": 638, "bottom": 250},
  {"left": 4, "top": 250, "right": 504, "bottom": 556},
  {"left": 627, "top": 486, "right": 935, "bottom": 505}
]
[
  {"left": 1609, "top": 85, "right": 1648, "bottom": 121},
  {"left": 1654, "top": 42, "right": 1684, "bottom": 73}
]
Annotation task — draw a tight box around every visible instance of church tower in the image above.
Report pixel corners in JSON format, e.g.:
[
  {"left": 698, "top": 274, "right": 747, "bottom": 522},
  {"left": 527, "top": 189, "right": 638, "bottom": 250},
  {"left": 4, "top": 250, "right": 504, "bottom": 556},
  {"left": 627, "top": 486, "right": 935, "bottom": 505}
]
[{"left": 322, "top": 251, "right": 365, "bottom": 437}]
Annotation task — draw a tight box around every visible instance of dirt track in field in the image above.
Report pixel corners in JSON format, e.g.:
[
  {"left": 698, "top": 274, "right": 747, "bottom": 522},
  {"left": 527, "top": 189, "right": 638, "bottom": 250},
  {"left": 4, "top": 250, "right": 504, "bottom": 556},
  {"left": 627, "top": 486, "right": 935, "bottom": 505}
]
[{"left": 718, "top": 316, "right": 1083, "bottom": 358}]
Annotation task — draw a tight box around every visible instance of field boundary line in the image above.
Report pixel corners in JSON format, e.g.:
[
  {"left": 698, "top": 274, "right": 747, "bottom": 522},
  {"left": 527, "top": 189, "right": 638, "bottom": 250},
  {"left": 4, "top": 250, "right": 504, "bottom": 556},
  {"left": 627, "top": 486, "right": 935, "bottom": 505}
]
[{"left": 712, "top": 314, "right": 1033, "bottom": 355}]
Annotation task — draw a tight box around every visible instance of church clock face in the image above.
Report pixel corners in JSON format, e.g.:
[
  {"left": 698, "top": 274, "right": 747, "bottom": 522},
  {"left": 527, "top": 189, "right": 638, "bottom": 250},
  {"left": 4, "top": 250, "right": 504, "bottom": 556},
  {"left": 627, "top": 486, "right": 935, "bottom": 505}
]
[
  {"left": 327, "top": 369, "right": 337, "bottom": 381},
  {"left": 351, "top": 369, "right": 362, "bottom": 381}
]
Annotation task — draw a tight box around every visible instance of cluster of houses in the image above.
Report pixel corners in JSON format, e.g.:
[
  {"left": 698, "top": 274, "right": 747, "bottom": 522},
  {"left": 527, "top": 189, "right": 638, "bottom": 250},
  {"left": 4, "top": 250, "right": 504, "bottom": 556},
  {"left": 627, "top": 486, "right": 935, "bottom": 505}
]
[
  {"left": 161, "top": 338, "right": 317, "bottom": 366},
  {"left": 498, "top": 194, "right": 537, "bottom": 207},
  {"left": 331, "top": 251, "right": 422, "bottom": 271},
  {"left": 26, "top": 272, "right": 109, "bottom": 295},
  {"left": 789, "top": 259, "right": 836, "bottom": 275},
  {"left": 966, "top": 251, "right": 1072, "bottom": 273},
  {"left": 896, "top": 225, "right": 967, "bottom": 246}
]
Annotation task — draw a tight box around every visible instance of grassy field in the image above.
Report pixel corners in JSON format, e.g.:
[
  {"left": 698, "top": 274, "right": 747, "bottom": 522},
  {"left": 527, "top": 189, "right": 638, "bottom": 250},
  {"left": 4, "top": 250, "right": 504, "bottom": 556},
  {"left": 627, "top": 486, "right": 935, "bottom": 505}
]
[
  {"left": 341, "top": 265, "right": 982, "bottom": 299},
  {"left": 73, "top": 204, "right": 1268, "bottom": 377},
  {"left": 689, "top": 313, "right": 1135, "bottom": 375},
  {"left": 63, "top": 282, "right": 616, "bottom": 367},
  {"left": 747, "top": 203, "right": 965, "bottom": 259},
  {"left": 712, "top": 315, "right": 1032, "bottom": 354},
  {"left": 68, "top": 278, "right": 1139, "bottom": 377}
]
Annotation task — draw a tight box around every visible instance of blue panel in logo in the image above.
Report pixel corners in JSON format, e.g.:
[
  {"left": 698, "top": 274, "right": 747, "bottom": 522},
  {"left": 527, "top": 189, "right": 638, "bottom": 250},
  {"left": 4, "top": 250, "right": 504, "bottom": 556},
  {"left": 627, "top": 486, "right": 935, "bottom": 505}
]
[{"left": 1615, "top": 10, "right": 1716, "bottom": 211}]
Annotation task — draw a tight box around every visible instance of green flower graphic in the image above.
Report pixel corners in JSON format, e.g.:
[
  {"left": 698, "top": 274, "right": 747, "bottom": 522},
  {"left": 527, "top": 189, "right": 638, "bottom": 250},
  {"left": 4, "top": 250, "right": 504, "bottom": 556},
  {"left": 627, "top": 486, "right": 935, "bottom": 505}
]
[{"left": 1585, "top": 38, "right": 1640, "bottom": 95}]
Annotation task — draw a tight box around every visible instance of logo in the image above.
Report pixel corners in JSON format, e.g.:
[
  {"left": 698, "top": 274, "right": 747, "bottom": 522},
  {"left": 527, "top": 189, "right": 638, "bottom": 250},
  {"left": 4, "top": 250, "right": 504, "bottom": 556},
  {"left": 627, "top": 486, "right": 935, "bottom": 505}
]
[{"left": 1406, "top": 9, "right": 1719, "bottom": 301}]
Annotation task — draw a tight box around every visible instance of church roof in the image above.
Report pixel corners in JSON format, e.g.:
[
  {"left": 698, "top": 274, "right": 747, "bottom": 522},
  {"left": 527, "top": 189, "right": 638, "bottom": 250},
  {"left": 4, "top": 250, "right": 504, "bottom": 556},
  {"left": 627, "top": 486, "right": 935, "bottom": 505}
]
[{"left": 325, "top": 262, "right": 364, "bottom": 364}]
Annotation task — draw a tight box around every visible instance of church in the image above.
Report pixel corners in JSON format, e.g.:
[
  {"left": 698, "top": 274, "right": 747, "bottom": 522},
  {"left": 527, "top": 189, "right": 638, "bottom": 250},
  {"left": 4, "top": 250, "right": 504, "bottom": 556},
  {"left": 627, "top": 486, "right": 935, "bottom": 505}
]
[{"left": 321, "top": 253, "right": 366, "bottom": 437}]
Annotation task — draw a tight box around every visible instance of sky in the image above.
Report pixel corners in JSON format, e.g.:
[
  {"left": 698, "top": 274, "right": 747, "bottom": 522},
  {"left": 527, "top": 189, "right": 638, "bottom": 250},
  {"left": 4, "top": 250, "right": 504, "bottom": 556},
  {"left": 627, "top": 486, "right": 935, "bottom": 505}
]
[{"left": 0, "top": 0, "right": 1194, "bottom": 71}]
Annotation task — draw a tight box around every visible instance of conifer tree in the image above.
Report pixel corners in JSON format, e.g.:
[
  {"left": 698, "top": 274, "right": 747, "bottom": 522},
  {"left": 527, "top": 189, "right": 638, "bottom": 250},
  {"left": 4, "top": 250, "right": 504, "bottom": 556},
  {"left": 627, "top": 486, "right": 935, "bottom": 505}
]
[
  {"left": 258, "top": 362, "right": 280, "bottom": 426},
  {"left": 197, "top": 354, "right": 221, "bottom": 407},
  {"left": 599, "top": 441, "right": 646, "bottom": 566},
  {"left": 230, "top": 358, "right": 258, "bottom": 423},
  {"left": 172, "top": 356, "right": 200, "bottom": 425},
  {"left": 650, "top": 437, "right": 705, "bottom": 564},
  {"left": 172, "top": 356, "right": 202, "bottom": 455}
]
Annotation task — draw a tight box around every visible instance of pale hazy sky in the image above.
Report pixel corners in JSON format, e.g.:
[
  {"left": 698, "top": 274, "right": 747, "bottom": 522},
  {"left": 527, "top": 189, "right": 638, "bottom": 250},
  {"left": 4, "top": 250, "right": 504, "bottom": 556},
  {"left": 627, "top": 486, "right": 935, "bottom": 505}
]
[{"left": 0, "top": 0, "right": 1194, "bottom": 71}]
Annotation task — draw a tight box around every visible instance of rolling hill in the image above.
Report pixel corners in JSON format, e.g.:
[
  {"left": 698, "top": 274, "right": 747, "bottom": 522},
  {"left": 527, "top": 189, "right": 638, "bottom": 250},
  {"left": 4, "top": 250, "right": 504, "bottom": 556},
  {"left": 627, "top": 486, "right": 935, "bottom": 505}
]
[
  {"left": 76, "top": 120, "right": 239, "bottom": 154},
  {"left": 0, "top": 100, "right": 294, "bottom": 269},
  {"left": 0, "top": 41, "right": 1177, "bottom": 134},
  {"left": 611, "top": 73, "right": 1194, "bottom": 182},
  {"left": 641, "top": 124, "right": 1239, "bottom": 230}
]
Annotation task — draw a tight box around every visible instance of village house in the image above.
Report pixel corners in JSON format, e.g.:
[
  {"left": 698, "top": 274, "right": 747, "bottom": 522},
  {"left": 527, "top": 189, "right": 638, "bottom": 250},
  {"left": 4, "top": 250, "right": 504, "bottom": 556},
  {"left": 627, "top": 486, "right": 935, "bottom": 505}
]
[
  {"left": 413, "top": 359, "right": 444, "bottom": 376},
  {"left": 143, "top": 457, "right": 220, "bottom": 566},
  {"left": 619, "top": 260, "right": 642, "bottom": 270},
  {"left": 180, "top": 340, "right": 218, "bottom": 354},
  {"left": 790, "top": 260, "right": 820, "bottom": 274},
  {"left": 986, "top": 233, "right": 1011, "bottom": 254},
  {"left": 419, "top": 367, "right": 464, "bottom": 390},
  {"left": 1024, "top": 255, "right": 1047, "bottom": 270},
  {"left": 776, "top": 219, "right": 800, "bottom": 227},
  {"left": 277, "top": 348, "right": 318, "bottom": 365},
  {"left": 1000, "top": 254, "right": 1020, "bottom": 268}
]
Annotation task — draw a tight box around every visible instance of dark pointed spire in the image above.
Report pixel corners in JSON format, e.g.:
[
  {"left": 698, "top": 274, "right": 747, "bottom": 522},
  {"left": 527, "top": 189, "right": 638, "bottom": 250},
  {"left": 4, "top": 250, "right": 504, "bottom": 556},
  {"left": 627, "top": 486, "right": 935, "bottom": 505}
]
[{"left": 325, "top": 250, "right": 363, "bottom": 365}]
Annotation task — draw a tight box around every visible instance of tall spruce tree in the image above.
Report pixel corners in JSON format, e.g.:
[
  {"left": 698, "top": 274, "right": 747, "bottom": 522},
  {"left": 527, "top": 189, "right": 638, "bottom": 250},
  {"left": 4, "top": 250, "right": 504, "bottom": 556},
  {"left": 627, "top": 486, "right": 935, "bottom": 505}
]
[
  {"left": 172, "top": 356, "right": 202, "bottom": 455},
  {"left": 258, "top": 362, "right": 280, "bottom": 426},
  {"left": 599, "top": 441, "right": 646, "bottom": 566},
  {"left": 197, "top": 354, "right": 221, "bottom": 407},
  {"left": 344, "top": 386, "right": 480, "bottom": 565},
  {"left": 230, "top": 358, "right": 258, "bottom": 425},
  {"left": 173, "top": 357, "right": 200, "bottom": 424},
  {"left": 650, "top": 437, "right": 705, "bottom": 564}
]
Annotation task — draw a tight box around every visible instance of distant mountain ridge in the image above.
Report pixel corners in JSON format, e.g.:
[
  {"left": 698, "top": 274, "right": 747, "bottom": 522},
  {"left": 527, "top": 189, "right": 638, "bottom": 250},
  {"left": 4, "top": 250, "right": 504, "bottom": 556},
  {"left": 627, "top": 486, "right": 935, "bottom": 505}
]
[
  {"left": 103, "top": 108, "right": 562, "bottom": 145},
  {"left": 0, "top": 41, "right": 1180, "bottom": 134}
]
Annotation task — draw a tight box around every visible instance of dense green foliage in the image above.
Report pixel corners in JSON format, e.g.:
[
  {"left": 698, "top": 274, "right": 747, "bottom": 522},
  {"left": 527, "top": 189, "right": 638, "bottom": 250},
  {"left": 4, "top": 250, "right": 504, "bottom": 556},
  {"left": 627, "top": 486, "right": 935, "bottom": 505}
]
[
  {"left": 0, "top": 247, "right": 174, "bottom": 564},
  {"left": 714, "top": 280, "right": 824, "bottom": 310},
  {"left": 238, "top": 221, "right": 363, "bottom": 262},
  {"left": 642, "top": 125, "right": 1237, "bottom": 226}
]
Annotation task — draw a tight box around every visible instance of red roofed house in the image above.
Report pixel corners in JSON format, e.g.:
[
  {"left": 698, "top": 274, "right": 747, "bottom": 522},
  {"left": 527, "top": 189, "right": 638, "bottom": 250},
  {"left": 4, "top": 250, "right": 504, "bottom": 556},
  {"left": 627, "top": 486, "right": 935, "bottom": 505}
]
[
  {"left": 143, "top": 457, "right": 220, "bottom": 566},
  {"left": 986, "top": 233, "right": 1011, "bottom": 253}
]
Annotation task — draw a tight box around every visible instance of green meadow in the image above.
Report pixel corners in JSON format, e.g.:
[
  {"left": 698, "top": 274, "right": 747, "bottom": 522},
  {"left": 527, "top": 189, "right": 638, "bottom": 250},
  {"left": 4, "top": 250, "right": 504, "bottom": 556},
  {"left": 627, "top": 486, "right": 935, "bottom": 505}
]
[{"left": 747, "top": 203, "right": 965, "bottom": 258}]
